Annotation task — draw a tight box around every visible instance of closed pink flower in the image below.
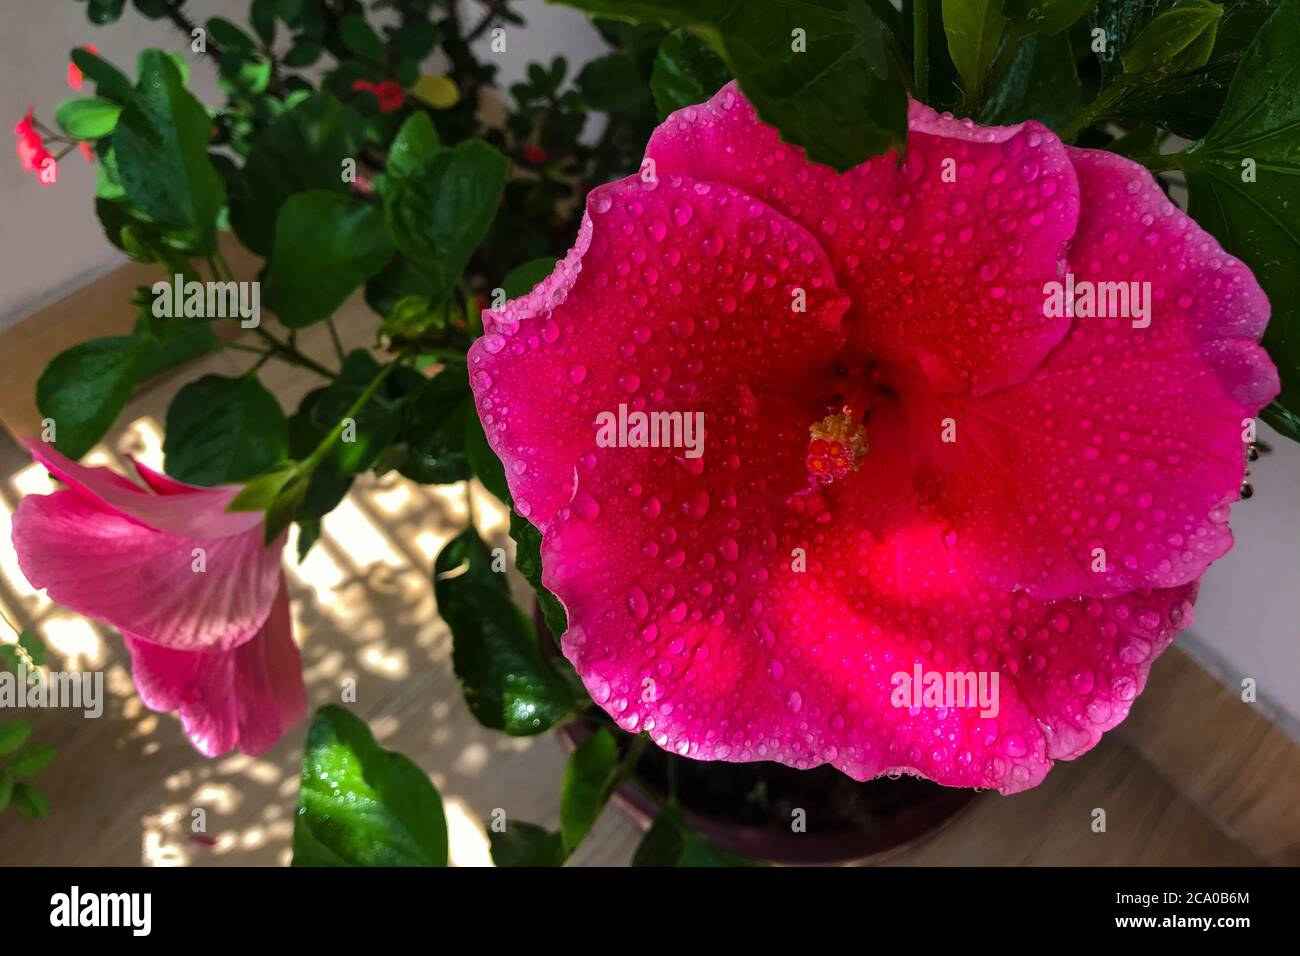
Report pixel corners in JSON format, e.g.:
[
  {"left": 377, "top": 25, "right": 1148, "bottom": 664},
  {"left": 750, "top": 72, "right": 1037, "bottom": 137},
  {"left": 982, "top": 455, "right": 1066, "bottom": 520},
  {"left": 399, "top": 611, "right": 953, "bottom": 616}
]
[
  {"left": 469, "top": 83, "right": 1278, "bottom": 793},
  {"left": 11, "top": 442, "right": 305, "bottom": 757}
]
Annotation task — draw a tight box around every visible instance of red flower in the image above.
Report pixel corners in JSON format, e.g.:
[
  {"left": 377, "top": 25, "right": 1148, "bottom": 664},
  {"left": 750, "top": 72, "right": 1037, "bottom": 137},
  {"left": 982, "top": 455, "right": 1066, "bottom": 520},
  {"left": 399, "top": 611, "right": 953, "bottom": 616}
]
[
  {"left": 353, "top": 79, "right": 404, "bottom": 113},
  {"left": 522, "top": 144, "right": 549, "bottom": 165},
  {"left": 67, "top": 43, "right": 100, "bottom": 91},
  {"left": 14, "top": 108, "right": 57, "bottom": 186},
  {"left": 468, "top": 84, "right": 1277, "bottom": 793},
  {"left": 79, "top": 140, "right": 95, "bottom": 162},
  {"left": 373, "top": 80, "right": 405, "bottom": 113}
]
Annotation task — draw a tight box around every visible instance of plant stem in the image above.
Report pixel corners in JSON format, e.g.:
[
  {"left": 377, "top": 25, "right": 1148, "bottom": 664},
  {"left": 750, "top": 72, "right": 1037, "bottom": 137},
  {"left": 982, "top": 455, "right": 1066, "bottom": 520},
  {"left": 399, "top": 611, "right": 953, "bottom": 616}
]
[
  {"left": 326, "top": 317, "right": 346, "bottom": 364},
  {"left": 614, "top": 733, "right": 650, "bottom": 784},
  {"left": 251, "top": 327, "right": 338, "bottom": 380},
  {"left": 302, "top": 361, "right": 400, "bottom": 472},
  {"left": 985, "top": 33, "right": 1024, "bottom": 105},
  {"left": 222, "top": 341, "right": 271, "bottom": 357},
  {"left": 421, "top": 347, "right": 469, "bottom": 365},
  {"left": 206, "top": 249, "right": 338, "bottom": 379},
  {"left": 913, "top": 0, "right": 930, "bottom": 103},
  {"left": 1060, "top": 81, "right": 1129, "bottom": 143},
  {"left": 467, "top": 0, "right": 510, "bottom": 43},
  {"left": 162, "top": 0, "right": 224, "bottom": 68},
  {"left": 1132, "top": 152, "right": 1181, "bottom": 173}
]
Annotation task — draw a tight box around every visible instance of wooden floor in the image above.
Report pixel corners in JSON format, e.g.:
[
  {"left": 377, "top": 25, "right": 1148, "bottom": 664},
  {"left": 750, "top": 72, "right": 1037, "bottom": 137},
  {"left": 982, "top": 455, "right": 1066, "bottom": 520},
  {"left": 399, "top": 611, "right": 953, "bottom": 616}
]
[{"left": 0, "top": 281, "right": 1296, "bottom": 867}]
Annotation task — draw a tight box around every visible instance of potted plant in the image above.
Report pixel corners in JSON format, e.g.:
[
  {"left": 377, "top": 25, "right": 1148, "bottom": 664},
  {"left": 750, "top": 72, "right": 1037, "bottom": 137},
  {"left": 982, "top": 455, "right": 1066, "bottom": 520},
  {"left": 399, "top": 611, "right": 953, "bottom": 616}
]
[{"left": 7, "top": 0, "right": 1294, "bottom": 867}]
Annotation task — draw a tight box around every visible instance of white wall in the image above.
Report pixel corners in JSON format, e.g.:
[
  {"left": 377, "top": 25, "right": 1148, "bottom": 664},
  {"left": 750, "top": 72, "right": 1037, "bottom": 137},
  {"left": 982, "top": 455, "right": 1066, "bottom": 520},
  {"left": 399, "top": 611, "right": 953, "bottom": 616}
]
[
  {"left": 0, "top": 0, "right": 603, "bottom": 329},
  {"left": 1183, "top": 422, "right": 1300, "bottom": 740},
  {"left": 1, "top": 0, "right": 245, "bottom": 328}
]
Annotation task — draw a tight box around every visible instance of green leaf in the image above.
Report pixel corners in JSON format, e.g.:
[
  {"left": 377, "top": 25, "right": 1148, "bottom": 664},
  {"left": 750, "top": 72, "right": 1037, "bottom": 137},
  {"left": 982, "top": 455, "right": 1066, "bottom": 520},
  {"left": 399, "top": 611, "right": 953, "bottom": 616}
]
[
  {"left": 114, "top": 51, "right": 225, "bottom": 252},
  {"left": 132, "top": 314, "right": 218, "bottom": 381},
  {"left": 55, "top": 97, "right": 122, "bottom": 139},
  {"left": 18, "top": 630, "right": 47, "bottom": 668},
  {"left": 296, "top": 517, "right": 322, "bottom": 561},
  {"left": 385, "top": 113, "right": 441, "bottom": 180},
  {"left": 163, "top": 374, "right": 289, "bottom": 485},
  {"left": 86, "top": 0, "right": 126, "bottom": 25},
  {"left": 206, "top": 17, "right": 258, "bottom": 54},
  {"left": 1175, "top": 0, "right": 1300, "bottom": 439},
  {"left": 500, "top": 258, "right": 557, "bottom": 299},
  {"left": 943, "top": 0, "right": 1010, "bottom": 109},
  {"left": 382, "top": 139, "right": 509, "bottom": 308},
  {"left": 10, "top": 745, "right": 56, "bottom": 777},
  {"left": 229, "top": 93, "right": 366, "bottom": 256},
  {"left": 228, "top": 464, "right": 298, "bottom": 514},
  {"left": 980, "top": 31, "right": 1082, "bottom": 131},
  {"left": 465, "top": 412, "right": 510, "bottom": 505},
  {"left": 36, "top": 336, "right": 143, "bottom": 459},
  {"left": 1004, "top": 0, "right": 1094, "bottom": 35},
  {"left": 434, "top": 529, "right": 575, "bottom": 735},
  {"left": 396, "top": 369, "right": 471, "bottom": 485},
  {"left": 306, "top": 351, "right": 401, "bottom": 474},
  {"left": 560, "top": 728, "right": 619, "bottom": 853},
  {"left": 0, "top": 769, "right": 13, "bottom": 812},
  {"left": 509, "top": 511, "right": 567, "bottom": 639},
  {"left": 632, "top": 803, "right": 766, "bottom": 866},
  {"left": 12, "top": 781, "right": 49, "bottom": 818},
  {"left": 71, "top": 47, "right": 133, "bottom": 102},
  {"left": 558, "top": 0, "right": 908, "bottom": 170},
  {"left": 1093, "top": 0, "right": 1273, "bottom": 139},
  {"left": 340, "top": 14, "right": 384, "bottom": 62},
  {"left": 283, "top": 40, "right": 324, "bottom": 67},
  {"left": 293, "top": 705, "right": 448, "bottom": 867},
  {"left": 395, "top": 20, "right": 441, "bottom": 62},
  {"left": 266, "top": 191, "right": 394, "bottom": 328},
  {"left": 0, "top": 722, "right": 32, "bottom": 756},
  {"left": 1121, "top": 0, "right": 1223, "bottom": 76},
  {"left": 651, "top": 28, "right": 731, "bottom": 118},
  {"left": 377, "top": 295, "right": 449, "bottom": 343},
  {"left": 579, "top": 51, "right": 654, "bottom": 113},
  {"left": 488, "top": 821, "right": 567, "bottom": 866},
  {"left": 262, "top": 473, "right": 310, "bottom": 545}
]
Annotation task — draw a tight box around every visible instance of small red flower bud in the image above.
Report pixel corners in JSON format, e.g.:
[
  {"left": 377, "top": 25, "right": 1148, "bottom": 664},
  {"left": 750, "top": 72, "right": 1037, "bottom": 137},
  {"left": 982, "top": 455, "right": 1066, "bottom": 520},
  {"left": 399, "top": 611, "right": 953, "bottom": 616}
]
[{"left": 67, "top": 44, "right": 99, "bottom": 91}]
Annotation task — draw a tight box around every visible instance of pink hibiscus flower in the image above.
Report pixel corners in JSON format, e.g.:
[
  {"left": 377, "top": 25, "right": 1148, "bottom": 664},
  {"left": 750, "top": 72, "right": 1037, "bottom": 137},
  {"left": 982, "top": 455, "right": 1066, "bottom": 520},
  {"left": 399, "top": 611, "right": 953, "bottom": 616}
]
[
  {"left": 10, "top": 441, "right": 306, "bottom": 757},
  {"left": 469, "top": 83, "right": 1278, "bottom": 794}
]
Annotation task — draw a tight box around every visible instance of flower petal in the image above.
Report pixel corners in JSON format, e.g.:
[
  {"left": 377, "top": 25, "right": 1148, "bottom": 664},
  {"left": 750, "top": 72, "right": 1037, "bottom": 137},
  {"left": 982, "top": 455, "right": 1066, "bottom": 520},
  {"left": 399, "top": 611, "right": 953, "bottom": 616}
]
[
  {"left": 124, "top": 580, "right": 306, "bottom": 757},
  {"left": 469, "top": 172, "right": 850, "bottom": 530},
  {"left": 911, "top": 149, "right": 1278, "bottom": 599},
  {"left": 12, "top": 488, "right": 282, "bottom": 651},
  {"left": 544, "top": 446, "right": 1195, "bottom": 792},
  {"left": 645, "top": 83, "right": 1081, "bottom": 394},
  {"left": 26, "top": 440, "right": 262, "bottom": 540}
]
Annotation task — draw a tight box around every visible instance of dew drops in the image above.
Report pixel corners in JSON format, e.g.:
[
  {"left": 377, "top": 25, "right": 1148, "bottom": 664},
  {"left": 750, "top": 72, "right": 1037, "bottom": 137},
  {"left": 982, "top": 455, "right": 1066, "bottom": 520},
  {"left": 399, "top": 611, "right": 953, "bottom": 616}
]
[
  {"left": 572, "top": 493, "right": 600, "bottom": 521},
  {"left": 627, "top": 586, "right": 649, "bottom": 620}
]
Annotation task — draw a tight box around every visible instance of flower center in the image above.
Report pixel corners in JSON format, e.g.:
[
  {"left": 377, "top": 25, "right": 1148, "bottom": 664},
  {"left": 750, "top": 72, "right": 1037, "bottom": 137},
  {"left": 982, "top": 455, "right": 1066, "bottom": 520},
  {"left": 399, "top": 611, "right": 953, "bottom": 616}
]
[{"left": 806, "top": 406, "right": 868, "bottom": 483}]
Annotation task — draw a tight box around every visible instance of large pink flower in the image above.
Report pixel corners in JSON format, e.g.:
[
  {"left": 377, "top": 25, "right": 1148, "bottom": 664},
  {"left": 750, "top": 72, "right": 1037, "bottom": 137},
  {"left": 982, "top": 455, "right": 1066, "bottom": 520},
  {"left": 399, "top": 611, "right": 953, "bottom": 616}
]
[
  {"left": 11, "top": 442, "right": 305, "bottom": 757},
  {"left": 469, "top": 83, "right": 1278, "bottom": 793}
]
